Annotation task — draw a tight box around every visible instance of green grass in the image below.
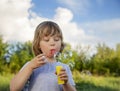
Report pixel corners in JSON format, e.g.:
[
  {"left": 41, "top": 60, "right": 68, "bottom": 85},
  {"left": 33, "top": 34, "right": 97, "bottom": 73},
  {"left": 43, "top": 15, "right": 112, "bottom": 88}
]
[
  {"left": 73, "top": 70, "right": 120, "bottom": 91},
  {"left": 0, "top": 73, "right": 13, "bottom": 91},
  {"left": 0, "top": 72, "right": 120, "bottom": 91}
]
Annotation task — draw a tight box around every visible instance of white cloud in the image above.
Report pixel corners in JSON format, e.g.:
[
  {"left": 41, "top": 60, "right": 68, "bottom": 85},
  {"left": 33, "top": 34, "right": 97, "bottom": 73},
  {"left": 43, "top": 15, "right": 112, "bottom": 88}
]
[
  {"left": 81, "top": 18, "right": 120, "bottom": 48},
  {"left": 53, "top": 7, "right": 97, "bottom": 47},
  {"left": 54, "top": 7, "right": 73, "bottom": 23},
  {"left": 0, "top": 0, "right": 96, "bottom": 48},
  {"left": 0, "top": 0, "right": 34, "bottom": 42},
  {"left": 83, "top": 19, "right": 120, "bottom": 32}
]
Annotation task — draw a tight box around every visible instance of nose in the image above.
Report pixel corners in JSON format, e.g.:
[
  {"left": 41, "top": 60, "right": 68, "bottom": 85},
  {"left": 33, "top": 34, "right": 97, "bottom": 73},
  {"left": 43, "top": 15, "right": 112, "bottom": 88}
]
[
  {"left": 50, "top": 43, "right": 55, "bottom": 46},
  {"left": 49, "top": 39, "right": 55, "bottom": 46}
]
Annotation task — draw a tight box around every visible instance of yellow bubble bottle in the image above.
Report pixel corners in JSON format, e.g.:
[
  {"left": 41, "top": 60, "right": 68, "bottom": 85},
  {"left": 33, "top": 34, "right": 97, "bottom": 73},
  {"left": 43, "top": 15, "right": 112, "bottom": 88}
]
[{"left": 56, "top": 66, "right": 65, "bottom": 84}]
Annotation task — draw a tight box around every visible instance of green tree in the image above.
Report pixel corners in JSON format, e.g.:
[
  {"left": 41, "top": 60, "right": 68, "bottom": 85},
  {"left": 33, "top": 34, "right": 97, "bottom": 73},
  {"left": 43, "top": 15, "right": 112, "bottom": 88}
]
[
  {"left": 90, "top": 43, "right": 120, "bottom": 76},
  {"left": 91, "top": 43, "right": 112, "bottom": 75},
  {"left": 8, "top": 41, "right": 33, "bottom": 73},
  {"left": 74, "top": 45, "right": 91, "bottom": 72},
  {"left": 0, "top": 35, "right": 8, "bottom": 74}
]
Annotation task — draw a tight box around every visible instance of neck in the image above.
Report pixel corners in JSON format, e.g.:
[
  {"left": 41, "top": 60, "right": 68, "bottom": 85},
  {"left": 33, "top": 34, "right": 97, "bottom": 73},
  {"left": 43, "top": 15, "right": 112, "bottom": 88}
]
[{"left": 47, "top": 57, "right": 56, "bottom": 63}]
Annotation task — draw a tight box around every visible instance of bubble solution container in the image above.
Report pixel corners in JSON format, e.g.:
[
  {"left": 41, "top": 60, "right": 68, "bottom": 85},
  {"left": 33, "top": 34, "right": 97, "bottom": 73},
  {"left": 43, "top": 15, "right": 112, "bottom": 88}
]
[{"left": 56, "top": 66, "right": 65, "bottom": 84}]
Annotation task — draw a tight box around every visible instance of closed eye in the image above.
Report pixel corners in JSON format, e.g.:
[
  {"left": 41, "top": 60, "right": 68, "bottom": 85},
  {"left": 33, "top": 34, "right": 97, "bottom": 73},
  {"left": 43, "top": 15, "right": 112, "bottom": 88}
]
[
  {"left": 54, "top": 37, "right": 60, "bottom": 41},
  {"left": 43, "top": 37, "right": 49, "bottom": 42},
  {"left": 44, "top": 39, "right": 49, "bottom": 42}
]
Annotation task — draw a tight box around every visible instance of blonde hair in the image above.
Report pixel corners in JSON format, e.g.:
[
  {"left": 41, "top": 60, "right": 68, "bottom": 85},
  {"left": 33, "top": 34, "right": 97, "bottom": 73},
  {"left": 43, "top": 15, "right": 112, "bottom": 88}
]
[{"left": 32, "top": 21, "right": 65, "bottom": 56}]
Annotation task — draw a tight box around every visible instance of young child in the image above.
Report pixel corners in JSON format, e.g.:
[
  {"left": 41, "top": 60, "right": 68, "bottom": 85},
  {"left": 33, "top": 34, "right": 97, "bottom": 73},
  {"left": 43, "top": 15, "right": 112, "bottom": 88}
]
[{"left": 10, "top": 21, "right": 76, "bottom": 91}]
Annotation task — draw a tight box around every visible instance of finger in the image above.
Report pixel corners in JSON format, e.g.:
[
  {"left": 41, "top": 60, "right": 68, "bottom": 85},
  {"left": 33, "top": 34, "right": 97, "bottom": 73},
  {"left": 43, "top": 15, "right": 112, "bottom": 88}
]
[
  {"left": 58, "top": 69, "right": 66, "bottom": 74},
  {"left": 37, "top": 59, "right": 46, "bottom": 64},
  {"left": 59, "top": 75, "right": 68, "bottom": 81},
  {"left": 60, "top": 68, "right": 66, "bottom": 71},
  {"left": 59, "top": 76, "right": 68, "bottom": 82},
  {"left": 58, "top": 72, "right": 64, "bottom": 76},
  {"left": 41, "top": 56, "right": 48, "bottom": 62},
  {"left": 37, "top": 56, "right": 45, "bottom": 61},
  {"left": 37, "top": 61, "right": 46, "bottom": 67},
  {"left": 59, "top": 73, "right": 68, "bottom": 78},
  {"left": 36, "top": 54, "right": 45, "bottom": 58},
  {"left": 60, "top": 77, "right": 68, "bottom": 81},
  {"left": 37, "top": 55, "right": 47, "bottom": 62},
  {"left": 58, "top": 71, "right": 67, "bottom": 76}
]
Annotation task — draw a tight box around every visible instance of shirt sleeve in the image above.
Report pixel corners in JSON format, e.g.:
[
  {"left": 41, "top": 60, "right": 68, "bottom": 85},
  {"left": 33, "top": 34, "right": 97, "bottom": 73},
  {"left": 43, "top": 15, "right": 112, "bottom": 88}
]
[
  {"left": 20, "top": 62, "right": 31, "bottom": 91},
  {"left": 66, "top": 65, "right": 75, "bottom": 86}
]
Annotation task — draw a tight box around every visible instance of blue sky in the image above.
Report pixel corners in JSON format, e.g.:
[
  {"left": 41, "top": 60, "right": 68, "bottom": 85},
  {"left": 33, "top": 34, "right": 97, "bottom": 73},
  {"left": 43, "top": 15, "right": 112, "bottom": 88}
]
[
  {"left": 31, "top": 0, "right": 120, "bottom": 48},
  {"left": 31, "top": 0, "right": 120, "bottom": 22},
  {"left": 0, "top": 0, "right": 120, "bottom": 51}
]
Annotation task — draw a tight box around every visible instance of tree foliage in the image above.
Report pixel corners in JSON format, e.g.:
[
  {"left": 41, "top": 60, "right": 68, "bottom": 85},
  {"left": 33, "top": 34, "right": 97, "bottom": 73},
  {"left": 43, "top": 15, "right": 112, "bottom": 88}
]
[
  {"left": 0, "top": 35, "right": 120, "bottom": 76},
  {"left": 0, "top": 35, "right": 8, "bottom": 73}
]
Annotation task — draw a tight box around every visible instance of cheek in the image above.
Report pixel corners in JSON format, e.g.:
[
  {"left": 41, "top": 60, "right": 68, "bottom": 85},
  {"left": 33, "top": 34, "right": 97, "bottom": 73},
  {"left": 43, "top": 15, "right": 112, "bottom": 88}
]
[
  {"left": 39, "top": 42, "right": 47, "bottom": 53},
  {"left": 40, "top": 46, "right": 49, "bottom": 55},
  {"left": 56, "top": 42, "right": 62, "bottom": 51}
]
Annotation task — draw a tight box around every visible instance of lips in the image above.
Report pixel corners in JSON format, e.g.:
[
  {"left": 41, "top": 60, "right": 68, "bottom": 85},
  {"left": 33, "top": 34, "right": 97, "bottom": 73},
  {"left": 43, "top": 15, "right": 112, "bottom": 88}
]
[
  {"left": 47, "top": 49, "right": 57, "bottom": 57},
  {"left": 50, "top": 49, "right": 56, "bottom": 55}
]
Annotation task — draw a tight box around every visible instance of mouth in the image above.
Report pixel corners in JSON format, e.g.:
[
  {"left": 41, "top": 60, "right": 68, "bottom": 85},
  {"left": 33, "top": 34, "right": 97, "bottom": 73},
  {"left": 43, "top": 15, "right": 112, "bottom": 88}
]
[
  {"left": 50, "top": 49, "right": 56, "bottom": 55},
  {"left": 47, "top": 49, "right": 59, "bottom": 58}
]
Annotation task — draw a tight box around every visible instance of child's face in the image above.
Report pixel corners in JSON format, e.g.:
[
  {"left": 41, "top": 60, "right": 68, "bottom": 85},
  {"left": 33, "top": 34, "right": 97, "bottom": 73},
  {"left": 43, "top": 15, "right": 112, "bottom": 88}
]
[{"left": 39, "top": 35, "right": 62, "bottom": 57}]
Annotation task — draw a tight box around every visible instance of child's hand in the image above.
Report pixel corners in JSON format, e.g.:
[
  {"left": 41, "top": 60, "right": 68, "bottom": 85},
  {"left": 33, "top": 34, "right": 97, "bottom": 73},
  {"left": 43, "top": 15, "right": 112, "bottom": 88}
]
[
  {"left": 58, "top": 68, "right": 68, "bottom": 84},
  {"left": 29, "top": 54, "right": 47, "bottom": 69}
]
